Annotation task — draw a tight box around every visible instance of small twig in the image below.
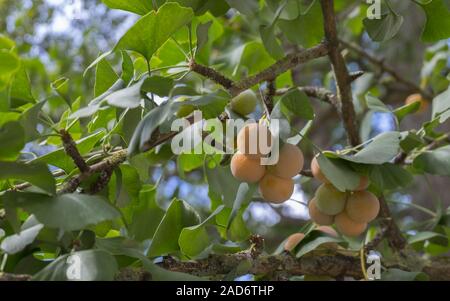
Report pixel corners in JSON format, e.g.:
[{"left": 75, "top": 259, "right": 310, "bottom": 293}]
[
  {"left": 276, "top": 86, "right": 340, "bottom": 110},
  {"left": 349, "top": 71, "right": 365, "bottom": 82},
  {"left": 60, "top": 129, "right": 90, "bottom": 173},
  {"left": 300, "top": 169, "right": 313, "bottom": 177},
  {"left": 89, "top": 166, "right": 114, "bottom": 194}
]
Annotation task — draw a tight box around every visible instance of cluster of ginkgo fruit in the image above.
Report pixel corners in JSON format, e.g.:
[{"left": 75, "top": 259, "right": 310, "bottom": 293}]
[
  {"left": 230, "top": 122, "right": 304, "bottom": 204},
  {"left": 308, "top": 156, "right": 380, "bottom": 237}
]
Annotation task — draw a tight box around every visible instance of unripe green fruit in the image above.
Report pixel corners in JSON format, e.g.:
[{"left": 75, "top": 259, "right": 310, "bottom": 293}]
[
  {"left": 314, "top": 183, "right": 348, "bottom": 215},
  {"left": 308, "top": 198, "right": 334, "bottom": 226},
  {"left": 230, "top": 90, "right": 257, "bottom": 116},
  {"left": 176, "top": 96, "right": 195, "bottom": 118}
]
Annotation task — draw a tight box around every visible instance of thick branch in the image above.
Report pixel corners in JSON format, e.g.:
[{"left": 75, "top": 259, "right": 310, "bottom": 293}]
[
  {"left": 320, "top": 0, "right": 360, "bottom": 147},
  {"left": 340, "top": 39, "right": 433, "bottom": 100}
]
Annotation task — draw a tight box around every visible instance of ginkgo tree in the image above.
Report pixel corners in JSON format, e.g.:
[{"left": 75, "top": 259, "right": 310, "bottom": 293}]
[{"left": 0, "top": 0, "right": 450, "bottom": 281}]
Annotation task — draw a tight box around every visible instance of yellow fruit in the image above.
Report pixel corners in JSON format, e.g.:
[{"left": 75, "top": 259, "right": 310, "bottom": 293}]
[
  {"left": 230, "top": 90, "right": 257, "bottom": 116},
  {"left": 345, "top": 191, "right": 380, "bottom": 223},
  {"left": 175, "top": 96, "right": 195, "bottom": 118},
  {"left": 259, "top": 174, "right": 294, "bottom": 204},
  {"left": 355, "top": 176, "right": 370, "bottom": 191},
  {"left": 270, "top": 143, "right": 304, "bottom": 179},
  {"left": 237, "top": 123, "right": 273, "bottom": 159},
  {"left": 314, "top": 183, "right": 348, "bottom": 215},
  {"left": 284, "top": 233, "right": 305, "bottom": 252},
  {"left": 335, "top": 211, "right": 367, "bottom": 237},
  {"left": 405, "top": 93, "right": 428, "bottom": 113},
  {"left": 311, "top": 156, "right": 330, "bottom": 183},
  {"left": 316, "top": 225, "right": 338, "bottom": 238},
  {"left": 230, "top": 152, "right": 266, "bottom": 183},
  {"left": 308, "top": 198, "right": 334, "bottom": 226}
]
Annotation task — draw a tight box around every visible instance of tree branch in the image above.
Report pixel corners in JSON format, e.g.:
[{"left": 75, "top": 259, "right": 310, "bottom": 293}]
[
  {"left": 339, "top": 39, "right": 433, "bottom": 100},
  {"left": 189, "top": 43, "right": 329, "bottom": 96},
  {"left": 320, "top": 0, "right": 360, "bottom": 147},
  {"left": 262, "top": 80, "right": 276, "bottom": 115},
  {"left": 60, "top": 129, "right": 90, "bottom": 173},
  {"left": 377, "top": 195, "right": 407, "bottom": 250}
]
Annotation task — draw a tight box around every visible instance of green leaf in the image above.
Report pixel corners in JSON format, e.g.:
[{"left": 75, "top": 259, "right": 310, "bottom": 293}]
[
  {"left": 260, "top": 23, "right": 284, "bottom": 59},
  {"left": 148, "top": 198, "right": 200, "bottom": 257},
  {"left": 8, "top": 64, "right": 35, "bottom": 107},
  {"left": 0, "top": 34, "right": 15, "bottom": 50},
  {"left": 393, "top": 100, "right": 421, "bottom": 122},
  {"left": 432, "top": 85, "right": 450, "bottom": 123},
  {"left": 0, "top": 215, "right": 43, "bottom": 254},
  {"left": 381, "top": 269, "right": 428, "bottom": 281},
  {"left": 237, "top": 41, "right": 276, "bottom": 76},
  {"left": 278, "top": 1, "right": 324, "bottom": 48},
  {"left": 281, "top": 89, "right": 314, "bottom": 120},
  {"left": 366, "top": 93, "right": 390, "bottom": 113},
  {"left": 363, "top": 9, "right": 403, "bottom": 42},
  {"left": 296, "top": 236, "right": 344, "bottom": 258},
  {"left": 338, "top": 132, "right": 402, "bottom": 165},
  {"left": 0, "top": 162, "right": 55, "bottom": 194},
  {"left": 33, "top": 130, "right": 105, "bottom": 173},
  {"left": 369, "top": 163, "right": 413, "bottom": 190},
  {"left": 128, "top": 185, "right": 165, "bottom": 241},
  {"left": 50, "top": 77, "right": 71, "bottom": 107},
  {"left": 94, "top": 57, "right": 119, "bottom": 97},
  {"left": 4, "top": 192, "right": 120, "bottom": 231},
  {"left": 101, "top": 0, "right": 153, "bottom": 15},
  {"left": 19, "top": 101, "right": 46, "bottom": 142},
  {"left": 400, "top": 132, "right": 425, "bottom": 153},
  {"left": 114, "top": 3, "right": 194, "bottom": 62},
  {"left": 318, "top": 153, "right": 360, "bottom": 192},
  {"left": 420, "top": 0, "right": 450, "bottom": 42},
  {"left": 204, "top": 161, "right": 242, "bottom": 207},
  {"left": 106, "top": 77, "right": 145, "bottom": 109},
  {"left": 121, "top": 51, "right": 134, "bottom": 84},
  {"left": 179, "top": 205, "right": 224, "bottom": 258},
  {"left": 128, "top": 99, "right": 178, "bottom": 156},
  {"left": 0, "top": 50, "right": 20, "bottom": 75},
  {"left": 0, "top": 121, "right": 25, "bottom": 161},
  {"left": 226, "top": 183, "right": 256, "bottom": 231},
  {"left": 413, "top": 146, "right": 450, "bottom": 176},
  {"left": 196, "top": 21, "right": 213, "bottom": 54},
  {"left": 141, "top": 75, "right": 174, "bottom": 97},
  {"left": 408, "top": 231, "right": 443, "bottom": 244},
  {"left": 33, "top": 250, "right": 118, "bottom": 281},
  {"left": 225, "top": 0, "right": 258, "bottom": 15}
]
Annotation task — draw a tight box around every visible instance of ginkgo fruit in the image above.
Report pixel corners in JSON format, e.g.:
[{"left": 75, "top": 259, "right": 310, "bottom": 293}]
[
  {"left": 259, "top": 173, "right": 294, "bottom": 204},
  {"left": 230, "top": 89, "right": 257, "bottom": 116},
  {"left": 345, "top": 191, "right": 380, "bottom": 223},
  {"left": 269, "top": 143, "right": 304, "bottom": 179},
  {"left": 314, "top": 183, "right": 348, "bottom": 215},
  {"left": 230, "top": 152, "right": 265, "bottom": 183},
  {"left": 405, "top": 93, "right": 428, "bottom": 113},
  {"left": 311, "top": 156, "right": 330, "bottom": 184},
  {"left": 308, "top": 198, "right": 334, "bottom": 226},
  {"left": 237, "top": 123, "right": 273, "bottom": 159},
  {"left": 335, "top": 211, "right": 367, "bottom": 237},
  {"left": 284, "top": 233, "right": 305, "bottom": 252}
]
